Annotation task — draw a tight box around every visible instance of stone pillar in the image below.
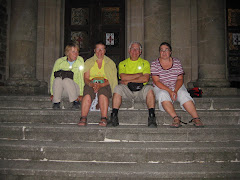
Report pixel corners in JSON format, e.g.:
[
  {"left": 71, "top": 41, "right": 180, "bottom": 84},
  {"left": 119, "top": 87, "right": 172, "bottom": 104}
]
[
  {"left": 194, "top": 0, "right": 229, "bottom": 88},
  {"left": 126, "top": 0, "right": 145, "bottom": 58},
  {"left": 144, "top": 0, "right": 171, "bottom": 63},
  {"left": 0, "top": 0, "right": 47, "bottom": 94}
]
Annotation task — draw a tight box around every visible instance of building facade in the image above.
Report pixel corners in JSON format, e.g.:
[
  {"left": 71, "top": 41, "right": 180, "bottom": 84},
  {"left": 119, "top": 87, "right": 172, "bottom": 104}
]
[{"left": 0, "top": 0, "right": 239, "bottom": 96}]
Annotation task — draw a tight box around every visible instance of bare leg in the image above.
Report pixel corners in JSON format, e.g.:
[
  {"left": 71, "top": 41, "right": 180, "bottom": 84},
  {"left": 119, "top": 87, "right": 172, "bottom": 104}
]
[
  {"left": 182, "top": 100, "right": 198, "bottom": 118},
  {"left": 112, "top": 93, "right": 122, "bottom": 109},
  {"left": 162, "top": 101, "right": 177, "bottom": 118},
  {"left": 183, "top": 100, "right": 204, "bottom": 127},
  {"left": 98, "top": 94, "right": 109, "bottom": 118},
  {"left": 81, "top": 95, "right": 92, "bottom": 117},
  {"left": 146, "top": 89, "right": 155, "bottom": 109},
  {"left": 162, "top": 101, "right": 181, "bottom": 128}
]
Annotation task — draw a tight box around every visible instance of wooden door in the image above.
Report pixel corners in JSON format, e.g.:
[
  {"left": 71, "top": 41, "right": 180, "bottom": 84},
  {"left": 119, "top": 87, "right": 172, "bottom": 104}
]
[{"left": 65, "top": 0, "right": 125, "bottom": 66}]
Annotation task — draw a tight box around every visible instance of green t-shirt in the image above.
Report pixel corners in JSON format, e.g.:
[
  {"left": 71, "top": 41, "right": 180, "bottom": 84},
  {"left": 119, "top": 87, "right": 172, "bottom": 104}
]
[{"left": 118, "top": 57, "right": 150, "bottom": 85}]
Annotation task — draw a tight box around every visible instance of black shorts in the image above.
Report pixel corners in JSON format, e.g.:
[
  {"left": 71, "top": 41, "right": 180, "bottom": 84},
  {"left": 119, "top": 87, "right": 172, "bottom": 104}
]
[{"left": 83, "top": 84, "right": 112, "bottom": 101}]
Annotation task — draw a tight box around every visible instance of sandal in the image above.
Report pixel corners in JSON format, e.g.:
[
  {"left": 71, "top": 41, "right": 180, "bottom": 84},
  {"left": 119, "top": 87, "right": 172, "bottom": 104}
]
[
  {"left": 170, "top": 116, "right": 183, "bottom": 128},
  {"left": 78, "top": 116, "right": 87, "bottom": 126},
  {"left": 189, "top": 117, "right": 204, "bottom": 128},
  {"left": 99, "top": 117, "right": 108, "bottom": 127}
]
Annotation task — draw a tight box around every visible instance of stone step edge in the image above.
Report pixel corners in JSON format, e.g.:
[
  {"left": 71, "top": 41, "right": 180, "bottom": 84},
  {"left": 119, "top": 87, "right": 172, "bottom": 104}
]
[
  {"left": 1, "top": 139, "right": 239, "bottom": 149},
  {"left": 0, "top": 160, "right": 240, "bottom": 179}
]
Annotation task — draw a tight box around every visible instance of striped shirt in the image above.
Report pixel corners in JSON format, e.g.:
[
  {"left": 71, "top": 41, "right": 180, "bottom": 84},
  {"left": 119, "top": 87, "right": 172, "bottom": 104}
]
[{"left": 151, "top": 58, "right": 184, "bottom": 90}]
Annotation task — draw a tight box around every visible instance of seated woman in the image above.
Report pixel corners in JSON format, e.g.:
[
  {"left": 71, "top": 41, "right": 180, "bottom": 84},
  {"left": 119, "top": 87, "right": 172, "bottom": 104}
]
[
  {"left": 151, "top": 42, "right": 204, "bottom": 128},
  {"left": 78, "top": 41, "right": 118, "bottom": 127}
]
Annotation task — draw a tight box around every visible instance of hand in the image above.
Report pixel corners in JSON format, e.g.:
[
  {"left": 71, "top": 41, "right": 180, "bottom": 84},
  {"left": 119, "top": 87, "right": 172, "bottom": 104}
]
[
  {"left": 169, "top": 91, "right": 177, "bottom": 101},
  {"left": 93, "top": 83, "right": 102, "bottom": 93},
  {"left": 78, "top": 96, "right": 83, "bottom": 102},
  {"left": 50, "top": 95, "right": 53, "bottom": 101}
]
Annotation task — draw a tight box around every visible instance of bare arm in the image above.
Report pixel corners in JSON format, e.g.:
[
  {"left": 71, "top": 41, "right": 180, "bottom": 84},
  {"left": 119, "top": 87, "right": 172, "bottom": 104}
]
[
  {"left": 120, "top": 73, "right": 150, "bottom": 85},
  {"left": 152, "top": 75, "right": 183, "bottom": 101}
]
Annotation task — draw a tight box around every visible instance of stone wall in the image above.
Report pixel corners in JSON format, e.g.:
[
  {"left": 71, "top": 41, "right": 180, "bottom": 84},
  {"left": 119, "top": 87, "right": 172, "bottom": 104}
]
[{"left": 0, "top": 0, "right": 7, "bottom": 86}]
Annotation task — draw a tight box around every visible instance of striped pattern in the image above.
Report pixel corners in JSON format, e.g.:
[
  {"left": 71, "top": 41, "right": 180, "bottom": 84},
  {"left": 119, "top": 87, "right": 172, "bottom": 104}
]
[{"left": 151, "top": 58, "right": 184, "bottom": 90}]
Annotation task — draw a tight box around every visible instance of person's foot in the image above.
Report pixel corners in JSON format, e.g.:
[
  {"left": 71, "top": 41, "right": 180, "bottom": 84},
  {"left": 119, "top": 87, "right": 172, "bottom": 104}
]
[
  {"left": 148, "top": 116, "right": 157, "bottom": 128},
  {"left": 108, "top": 113, "right": 119, "bottom": 127},
  {"left": 52, "top": 102, "right": 60, "bottom": 109},
  {"left": 189, "top": 117, "right": 204, "bottom": 128},
  {"left": 78, "top": 116, "right": 87, "bottom": 126},
  {"left": 170, "top": 116, "right": 182, "bottom": 128},
  {"left": 72, "top": 100, "right": 80, "bottom": 109}
]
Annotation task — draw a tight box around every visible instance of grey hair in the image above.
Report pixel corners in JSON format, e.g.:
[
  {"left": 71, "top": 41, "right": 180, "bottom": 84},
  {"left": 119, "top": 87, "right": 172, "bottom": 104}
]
[{"left": 128, "top": 41, "right": 142, "bottom": 50}]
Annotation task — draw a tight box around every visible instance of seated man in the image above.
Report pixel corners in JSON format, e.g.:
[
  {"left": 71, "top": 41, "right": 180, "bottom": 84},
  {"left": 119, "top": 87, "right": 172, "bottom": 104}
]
[
  {"left": 50, "top": 42, "right": 84, "bottom": 109},
  {"left": 108, "top": 41, "right": 157, "bottom": 127}
]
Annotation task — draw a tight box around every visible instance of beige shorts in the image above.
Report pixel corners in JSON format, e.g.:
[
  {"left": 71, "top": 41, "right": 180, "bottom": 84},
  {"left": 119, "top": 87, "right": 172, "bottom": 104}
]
[{"left": 114, "top": 84, "right": 153, "bottom": 101}]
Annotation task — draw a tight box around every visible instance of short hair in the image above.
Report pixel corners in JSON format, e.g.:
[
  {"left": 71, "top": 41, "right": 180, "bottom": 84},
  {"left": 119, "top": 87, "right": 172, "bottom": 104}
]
[
  {"left": 65, "top": 42, "right": 79, "bottom": 55},
  {"left": 95, "top": 41, "right": 106, "bottom": 49},
  {"left": 159, "top": 42, "right": 172, "bottom": 52},
  {"left": 128, "top": 41, "right": 142, "bottom": 51}
]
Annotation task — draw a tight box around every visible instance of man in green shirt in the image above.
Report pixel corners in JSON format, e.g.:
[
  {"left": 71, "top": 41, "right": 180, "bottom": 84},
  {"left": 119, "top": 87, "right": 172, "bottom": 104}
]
[
  {"left": 50, "top": 42, "right": 84, "bottom": 109},
  {"left": 108, "top": 42, "right": 157, "bottom": 127}
]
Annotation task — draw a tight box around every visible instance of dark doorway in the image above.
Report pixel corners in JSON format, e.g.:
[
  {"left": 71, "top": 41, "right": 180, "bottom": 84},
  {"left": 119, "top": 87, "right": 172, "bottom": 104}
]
[
  {"left": 226, "top": 0, "right": 240, "bottom": 88},
  {"left": 65, "top": 0, "right": 125, "bottom": 66}
]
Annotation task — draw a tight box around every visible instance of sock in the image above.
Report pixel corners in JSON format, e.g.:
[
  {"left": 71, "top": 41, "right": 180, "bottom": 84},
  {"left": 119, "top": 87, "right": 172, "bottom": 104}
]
[
  {"left": 112, "top": 108, "right": 119, "bottom": 116},
  {"left": 148, "top": 108, "right": 155, "bottom": 117}
]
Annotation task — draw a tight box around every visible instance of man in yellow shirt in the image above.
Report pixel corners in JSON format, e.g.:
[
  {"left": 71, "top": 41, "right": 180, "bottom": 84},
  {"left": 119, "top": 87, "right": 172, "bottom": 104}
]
[{"left": 108, "top": 42, "right": 157, "bottom": 127}]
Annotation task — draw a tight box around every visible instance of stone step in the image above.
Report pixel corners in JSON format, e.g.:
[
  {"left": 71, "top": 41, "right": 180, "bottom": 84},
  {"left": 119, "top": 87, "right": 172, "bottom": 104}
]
[
  {"left": 0, "top": 95, "right": 240, "bottom": 110},
  {"left": 0, "top": 160, "right": 239, "bottom": 179},
  {"left": 1, "top": 123, "right": 240, "bottom": 142},
  {"left": 0, "top": 109, "right": 239, "bottom": 125},
  {"left": 1, "top": 140, "right": 239, "bottom": 163}
]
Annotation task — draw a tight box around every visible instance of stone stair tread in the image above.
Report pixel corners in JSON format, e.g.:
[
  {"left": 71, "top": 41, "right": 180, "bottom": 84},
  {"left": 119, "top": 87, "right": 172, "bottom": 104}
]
[
  {"left": 0, "top": 95, "right": 240, "bottom": 110},
  {"left": 1, "top": 123, "right": 240, "bottom": 142},
  {"left": 0, "top": 109, "right": 239, "bottom": 126},
  {"left": 1, "top": 139, "right": 240, "bottom": 149},
  {"left": 0, "top": 160, "right": 240, "bottom": 179}
]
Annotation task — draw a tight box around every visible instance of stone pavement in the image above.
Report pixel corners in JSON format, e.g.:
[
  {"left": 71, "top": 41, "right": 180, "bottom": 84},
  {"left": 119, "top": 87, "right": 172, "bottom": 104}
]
[{"left": 0, "top": 95, "right": 240, "bottom": 179}]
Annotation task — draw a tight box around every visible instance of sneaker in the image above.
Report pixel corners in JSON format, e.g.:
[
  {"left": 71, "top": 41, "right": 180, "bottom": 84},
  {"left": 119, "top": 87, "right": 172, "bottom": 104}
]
[
  {"left": 148, "top": 116, "right": 157, "bottom": 128},
  {"left": 72, "top": 101, "right": 80, "bottom": 109},
  {"left": 52, "top": 102, "right": 60, "bottom": 109},
  {"left": 108, "top": 113, "right": 119, "bottom": 127}
]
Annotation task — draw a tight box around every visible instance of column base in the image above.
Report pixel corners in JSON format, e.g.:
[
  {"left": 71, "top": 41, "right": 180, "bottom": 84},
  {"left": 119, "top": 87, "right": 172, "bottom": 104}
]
[
  {"left": 0, "top": 78, "right": 48, "bottom": 95},
  {"left": 191, "top": 79, "right": 238, "bottom": 96},
  {"left": 193, "top": 79, "right": 230, "bottom": 88}
]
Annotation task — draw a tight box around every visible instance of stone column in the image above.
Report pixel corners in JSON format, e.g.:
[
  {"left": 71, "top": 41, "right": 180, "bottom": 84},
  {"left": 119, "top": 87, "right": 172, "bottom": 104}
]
[
  {"left": 144, "top": 0, "right": 171, "bottom": 63},
  {"left": 1, "top": 0, "right": 47, "bottom": 94},
  {"left": 194, "top": 0, "right": 229, "bottom": 88},
  {"left": 126, "top": 0, "right": 145, "bottom": 58}
]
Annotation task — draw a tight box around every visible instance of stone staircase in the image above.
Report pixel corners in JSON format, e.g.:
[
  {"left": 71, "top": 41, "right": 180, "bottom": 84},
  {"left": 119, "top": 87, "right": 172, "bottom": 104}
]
[{"left": 0, "top": 95, "right": 240, "bottom": 179}]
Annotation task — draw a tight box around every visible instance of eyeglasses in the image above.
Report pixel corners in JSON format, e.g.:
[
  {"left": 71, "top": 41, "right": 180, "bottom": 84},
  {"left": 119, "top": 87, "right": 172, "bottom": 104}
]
[
  {"left": 95, "top": 48, "right": 105, "bottom": 52},
  {"left": 160, "top": 49, "right": 170, "bottom": 52},
  {"left": 130, "top": 48, "right": 141, "bottom": 51}
]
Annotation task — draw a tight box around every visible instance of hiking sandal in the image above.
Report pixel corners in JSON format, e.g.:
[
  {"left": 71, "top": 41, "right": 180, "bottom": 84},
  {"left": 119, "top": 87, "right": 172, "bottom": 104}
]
[
  {"left": 189, "top": 117, "right": 204, "bottom": 128},
  {"left": 99, "top": 117, "right": 108, "bottom": 127},
  {"left": 78, "top": 116, "right": 87, "bottom": 126},
  {"left": 170, "top": 116, "right": 183, "bottom": 128}
]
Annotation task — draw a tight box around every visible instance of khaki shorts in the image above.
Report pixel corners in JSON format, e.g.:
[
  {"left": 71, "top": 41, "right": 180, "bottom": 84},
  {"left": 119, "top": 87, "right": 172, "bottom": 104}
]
[
  {"left": 83, "top": 84, "right": 112, "bottom": 101},
  {"left": 114, "top": 84, "right": 153, "bottom": 101}
]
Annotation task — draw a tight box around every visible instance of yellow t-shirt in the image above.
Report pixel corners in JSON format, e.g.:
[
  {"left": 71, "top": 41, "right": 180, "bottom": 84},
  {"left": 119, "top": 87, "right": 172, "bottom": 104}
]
[
  {"left": 89, "top": 60, "right": 107, "bottom": 80},
  {"left": 118, "top": 57, "right": 150, "bottom": 85}
]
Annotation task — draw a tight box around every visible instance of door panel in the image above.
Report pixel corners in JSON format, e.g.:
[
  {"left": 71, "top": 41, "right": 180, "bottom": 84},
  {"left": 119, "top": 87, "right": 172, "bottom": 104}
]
[{"left": 65, "top": 0, "right": 125, "bottom": 66}]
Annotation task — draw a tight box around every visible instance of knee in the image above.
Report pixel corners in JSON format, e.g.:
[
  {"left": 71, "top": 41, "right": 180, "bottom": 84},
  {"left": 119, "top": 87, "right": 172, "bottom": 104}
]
[{"left": 113, "top": 85, "right": 123, "bottom": 95}]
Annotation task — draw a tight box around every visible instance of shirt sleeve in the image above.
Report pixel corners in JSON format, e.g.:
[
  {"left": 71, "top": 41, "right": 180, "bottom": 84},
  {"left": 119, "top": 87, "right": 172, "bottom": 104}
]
[
  {"left": 143, "top": 60, "right": 151, "bottom": 74},
  {"left": 150, "top": 61, "right": 159, "bottom": 76},
  {"left": 118, "top": 61, "right": 125, "bottom": 77},
  {"left": 176, "top": 59, "right": 184, "bottom": 76}
]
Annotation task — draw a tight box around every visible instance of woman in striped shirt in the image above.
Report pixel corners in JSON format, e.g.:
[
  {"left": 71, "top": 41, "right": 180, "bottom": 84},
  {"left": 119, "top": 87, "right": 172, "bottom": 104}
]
[{"left": 151, "top": 42, "right": 204, "bottom": 128}]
